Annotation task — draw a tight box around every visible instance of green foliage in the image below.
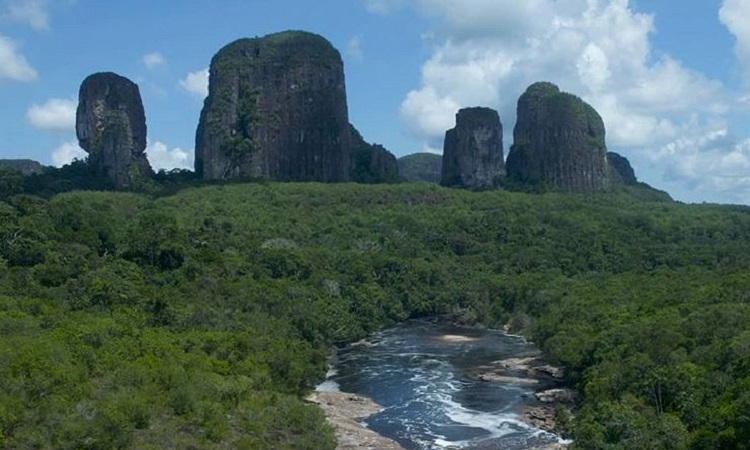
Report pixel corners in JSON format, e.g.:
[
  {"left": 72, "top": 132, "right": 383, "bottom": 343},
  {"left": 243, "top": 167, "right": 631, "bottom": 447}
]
[
  {"left": 1, "top": 182, "right": 750, "bottom": 448},
  {"left": 0, "top": 167, "right": 23, "bottom": 200},
  {"left": 397, "top": 152, "right": 442, "bottom": 183}
]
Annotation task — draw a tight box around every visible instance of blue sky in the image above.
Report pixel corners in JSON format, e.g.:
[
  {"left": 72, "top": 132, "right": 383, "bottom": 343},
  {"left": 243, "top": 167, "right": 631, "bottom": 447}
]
[{"left": 1, "top": 0, "right": 750, "bottom": 204}]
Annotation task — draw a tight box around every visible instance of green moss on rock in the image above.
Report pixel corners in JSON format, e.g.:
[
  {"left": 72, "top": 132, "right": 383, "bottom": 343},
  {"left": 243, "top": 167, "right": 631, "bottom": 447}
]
[{"left": 506, "top": 82, "right": 610, "bottom": 192}]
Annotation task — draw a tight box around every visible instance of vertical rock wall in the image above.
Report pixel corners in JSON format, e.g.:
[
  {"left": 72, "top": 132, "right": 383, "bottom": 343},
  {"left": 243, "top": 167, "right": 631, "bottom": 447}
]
[
  {"left": 195, "top": 31, "right": 351, "bottom": 182},
  {"left": 76, "top": 72, "right": 153, "bottom": 189},
  {"left": 441, "top": 107, "right": 505, "bottom": 190},
  {"left": 506, "top": 82, "right": 609, "bottom": 192}
]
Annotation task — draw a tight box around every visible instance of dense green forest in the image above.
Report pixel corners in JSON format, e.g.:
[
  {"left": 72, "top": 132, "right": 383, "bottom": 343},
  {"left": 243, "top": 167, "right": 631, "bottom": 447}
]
[{"left": 1, "top": 177, "right": 750, "bottom": 449}]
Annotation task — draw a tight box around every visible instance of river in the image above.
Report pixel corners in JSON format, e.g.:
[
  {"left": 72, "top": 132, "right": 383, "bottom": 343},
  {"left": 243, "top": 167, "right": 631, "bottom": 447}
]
[{"left": 316, "top": 320, "right": 566, "bottom": 450}]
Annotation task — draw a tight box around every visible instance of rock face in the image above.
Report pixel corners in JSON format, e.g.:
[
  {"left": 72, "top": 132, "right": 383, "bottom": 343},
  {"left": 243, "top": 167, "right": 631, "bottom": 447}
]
[
  {"left": 398, "top": 153, "right": 442, "bottom": 183},
  {"left": 0, "top": 159, "right": 44, "bottom": 175},
  {"left": 506, "top": 82, "right": 609, "bottom": 192},
  {"left": 607, "top": 152, "right": 637, "bottom": 185},
  {"left": 76, "top": 72, "right": 153, "bottom": 189},
  {"left": 306, "top": 391, "right": 404, "bottom": 450},
  {"left": 441, "top": 107, "right": 505, "bottom": 189},
  {"left": 195, "top": 31, "right": 351, "bottom": 182},
  {"left": 350, "top": 125, "right": 399, "bottom": 184}
]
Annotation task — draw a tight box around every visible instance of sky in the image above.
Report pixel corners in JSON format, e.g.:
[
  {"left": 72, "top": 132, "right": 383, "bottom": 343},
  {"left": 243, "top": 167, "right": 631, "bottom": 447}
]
[{"left": 1, "top": 0, "right": 750, "bottom": 204}]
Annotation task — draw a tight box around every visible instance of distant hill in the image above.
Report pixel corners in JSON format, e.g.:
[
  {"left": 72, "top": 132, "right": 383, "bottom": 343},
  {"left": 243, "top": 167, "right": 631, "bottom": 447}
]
[
  {"left": 398, "top": 153, "right": 442, "bottom": 183},
  {"left": 0, "top": 159, "right": 44, "bottom": 175}
]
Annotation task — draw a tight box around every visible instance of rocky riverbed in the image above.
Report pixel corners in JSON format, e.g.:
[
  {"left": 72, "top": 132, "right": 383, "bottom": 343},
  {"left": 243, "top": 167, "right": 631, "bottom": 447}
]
[{"left": 467, "top": 355, "right": 575, "bottom": 434}]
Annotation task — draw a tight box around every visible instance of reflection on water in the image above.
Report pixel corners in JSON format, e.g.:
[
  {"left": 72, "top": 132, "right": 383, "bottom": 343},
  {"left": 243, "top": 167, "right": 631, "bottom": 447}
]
[{"left": 318, "top": 320, "right": 564, "bottom": 450}]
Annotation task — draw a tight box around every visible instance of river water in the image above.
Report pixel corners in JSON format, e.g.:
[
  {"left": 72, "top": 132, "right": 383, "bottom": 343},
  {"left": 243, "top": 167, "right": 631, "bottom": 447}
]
[{"left": 316, "top": 320, "right": 565, "bottom": 449}]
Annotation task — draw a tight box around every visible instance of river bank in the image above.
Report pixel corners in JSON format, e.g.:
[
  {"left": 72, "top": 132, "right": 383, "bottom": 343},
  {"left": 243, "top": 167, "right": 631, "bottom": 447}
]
[{"left": 306, "top": 391, "right": 405, "bottom": 450}]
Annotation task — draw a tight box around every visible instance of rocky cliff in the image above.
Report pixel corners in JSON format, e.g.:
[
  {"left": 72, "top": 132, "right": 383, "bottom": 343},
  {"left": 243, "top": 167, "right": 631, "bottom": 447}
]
[
  {"left": 607, "top": 152, "right": 637, "bottom": 185},
  {"left": 76, "top": 72, "right": 153, "bottom": 189},
  {"left": 195, "top": 31, "right": 351, "bottom": 182},
  {"left": 0, "top": 159, "right": 44, "bottom": 175},
  {"left": 441, "top": 107, "right": 505, "bottom": 190},
  {"left": 398, "top": 153, "right": 442, "bottom": 183},
  {"left": 505, "top": 82, "right": 609, "bottom": 192},
  {"left": 350, "top": 125, "right": 399, "bottom": 184}
]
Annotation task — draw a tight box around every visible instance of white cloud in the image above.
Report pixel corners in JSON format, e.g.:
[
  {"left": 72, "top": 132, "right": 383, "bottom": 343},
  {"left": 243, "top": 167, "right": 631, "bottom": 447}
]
[
  {"left": 401, "top": 86, "right": 459, "bottom": 140},
  {"left": 27, "top": 97, "right": 76, "bottom": 131},
  {"left": 364, "top": 0, "right": 405, "bottom": 15},
  {"left": 143, "top": 52, "right": 166, "bottom": 69},
  {"left": 401, "top": 0, "right": 726, "bottom": 148},
  {"left": 720, "top": 0, "right": 750, "bottom": 80},
  {"left": 0, "top": 34, "right": 37, "bottom": 81},
  {"left": 658, "top": 128, "right": 750, "bottom": 203},
  {"left": 3, "top": 0, "right": 49, "bottom": 31},
  {"left": 179, "top": 68, "right": 208, "bottom": 99},
  {"left": 392, "top": 0, "right": 750, "bottom": 202},
  {"left": 52, "top": 139, "right": 193, "bottom": 173},
  {"left": 52, "top": 140, "right": 86, "bottom": 167},
  {"left": 145, "top": 140, "right": 192, "bottom": 171},
  {"left": 576, "top": 43, "right": 611, "bottom": 92},
  {"left": 347, "top": 36, "right": 364, "bottom": 62}
]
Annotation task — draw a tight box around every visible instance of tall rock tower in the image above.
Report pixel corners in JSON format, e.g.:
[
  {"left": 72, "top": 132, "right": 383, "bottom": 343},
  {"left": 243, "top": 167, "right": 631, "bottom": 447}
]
[
  {"left": 506, "top": 82, "right": 609, "bottom": 192},
  {"left": 350, "top": 125, "right": 399, "bottom": 184},
  {"left": 195, "top": 31, "right": 351, "bottom": 182},
  {"left": 441, "top": 107, "right": 505, "bottom": 190},
  {"left": 76, "top": 72, "right": 153, "bottom": 189}
]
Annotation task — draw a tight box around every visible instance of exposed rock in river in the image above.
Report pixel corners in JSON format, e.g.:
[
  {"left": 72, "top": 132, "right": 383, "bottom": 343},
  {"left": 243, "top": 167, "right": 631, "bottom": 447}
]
[
  {"left": 506, "top": 82, "right": 609, "bottom": 192},
  {"left": 306, "top": 391, "right": 404, "bottom": 450},
  {"left": 468, "top": 354, "right": 572, "bottom": 439},
  {"left": 76, "top": 72, "right": 153, "bottom": 189},
  {"left": 535, "top": 388, "right": 577, "bottom": 404},
  {"left": 195, "top": 30, "right": 351, "bottom": 182},
  {"left": 441, "top": 107, "right": 505, "bottom": 190}
]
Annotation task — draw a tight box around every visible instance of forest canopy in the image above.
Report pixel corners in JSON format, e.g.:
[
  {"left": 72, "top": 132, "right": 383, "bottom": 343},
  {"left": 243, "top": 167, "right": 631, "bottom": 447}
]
[{"left": 1, "top": 181, "right": 749, "bottom": 449}]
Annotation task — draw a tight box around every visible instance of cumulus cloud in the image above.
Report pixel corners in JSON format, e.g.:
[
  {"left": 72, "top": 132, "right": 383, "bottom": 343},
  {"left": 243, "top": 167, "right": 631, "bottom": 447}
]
[
  {"left": 401, "top": 0, "right": 726, "bottom": 149},
  {"left": 179, "top": 68, "right": 208, "bottom": 99},
  {"left": 145, "top": 140, "right": 192, "bottom": 171},
  {"left": 364, "top": 0, "right": 405, "bottom": 15},
  {"left": 401, "top": 86, "right": 460, "bottom": 141},
  {"left": 27, "top": 97, "right": 76, "bottom": 131},
  {"left": 658, "top": 128, "right": 750, "bottom": 203},
  {"left": 389, "top": 0, "right": 750, "bottom": 202},
  {"left": 52, "top": 140, "right": 86, "bottom": 167},
  {"left": 347, "top": 36, "right": 364, "bottom": 62},
  {"left": 3, "top": 0, "right": 49, "bottom": 31},
  {"left": 720, "top": 0, "right": 750, "bottom": 80},
  {"left": 0, "top": 34, "right": 37, "bottom": 81},
  {"left": 143, "top": 52, "right": 166, "bottom": 69}
]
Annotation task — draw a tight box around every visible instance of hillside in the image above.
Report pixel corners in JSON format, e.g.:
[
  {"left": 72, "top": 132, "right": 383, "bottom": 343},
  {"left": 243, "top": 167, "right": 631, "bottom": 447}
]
[
  {"left": 1, "top": 183, "right": 750, "bottom": 448},
  {"left": 398, "top": 153, "right": 442, "bottom": 183}
]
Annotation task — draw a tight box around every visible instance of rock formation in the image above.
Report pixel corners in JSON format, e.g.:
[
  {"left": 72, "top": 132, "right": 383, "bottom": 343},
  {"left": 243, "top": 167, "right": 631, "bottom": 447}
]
[
  {"left": 505, "top": 82, "right": 609, "bottom": 192},
  {"left": 76, "top": 72, "right": 153, "bottom": 189},
  {"left": 195, "top": 31, "right": 351, "bottom": 182},
  {"left": 441, "top": 107, "right": 505, "bottom": 190},
  {"left": 607, "top": 152, "right": 637, "bottom": 185},
  {"left": 350, "top": 125, "right": 399, "bottom": 184},
  {"left": 398, "top": 153, "right": 442, "bottom": 184},
  {"left": 0, "top": 159, "right": 44, "bottom": 175}
]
